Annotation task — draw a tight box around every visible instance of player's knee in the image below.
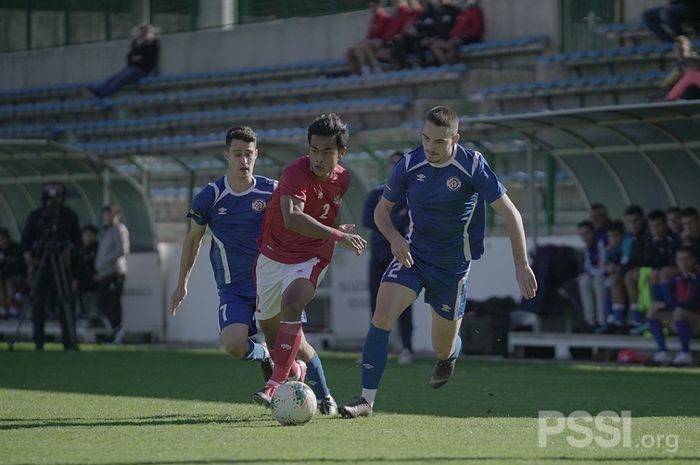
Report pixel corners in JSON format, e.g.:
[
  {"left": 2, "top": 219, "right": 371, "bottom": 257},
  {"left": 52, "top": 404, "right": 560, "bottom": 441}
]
[
  {"left": 672, "top": 307, "right": 689, "bottom": 321},
  {"left": 371, "top": 311, "right": 394, "bottom": 331},
  {"left": 223, "top": 339, "right": 249, "bottom": 360}
]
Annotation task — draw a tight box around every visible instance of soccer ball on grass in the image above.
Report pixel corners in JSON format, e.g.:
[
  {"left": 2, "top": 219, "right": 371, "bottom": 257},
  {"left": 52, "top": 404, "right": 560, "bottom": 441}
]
[{"left": 271, "top": 381, "right": 317, "bottom": 426}]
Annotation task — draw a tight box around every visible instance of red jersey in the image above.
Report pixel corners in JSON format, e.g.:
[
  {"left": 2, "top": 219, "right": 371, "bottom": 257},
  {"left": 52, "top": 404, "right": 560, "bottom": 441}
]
[
  {"left": 382, "top": 4, "right": 417, "bottom": 40},
  {"left": 368, "top": 8, "right": 390, "bottom": 39},
  {"left": 450, "top": 6, "right": 484, "bottom": 39},
  {"left": 259, "top": 155, "right": 350, "bottom": 265}
]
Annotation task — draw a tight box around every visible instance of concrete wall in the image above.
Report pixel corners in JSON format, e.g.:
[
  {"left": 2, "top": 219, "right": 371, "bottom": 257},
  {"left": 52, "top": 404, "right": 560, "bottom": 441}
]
[{"left": 0, "top": 0, "right": 563, "bottom": 91}]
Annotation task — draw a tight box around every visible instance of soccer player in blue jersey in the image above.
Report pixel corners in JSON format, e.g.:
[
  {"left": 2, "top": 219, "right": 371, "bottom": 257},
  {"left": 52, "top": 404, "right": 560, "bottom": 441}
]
[
  {"left": 168, "top": 126, "right": 275, "bottom": 379},
  {"left": 339, "top": 106, "right": 538, "bottom": 418}
]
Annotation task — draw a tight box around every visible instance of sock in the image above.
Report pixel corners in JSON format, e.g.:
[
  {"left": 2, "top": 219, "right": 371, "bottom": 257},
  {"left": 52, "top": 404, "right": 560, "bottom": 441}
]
[
  {"left": 676, "top": 320, "right": 691, "bottom": 353},
  {"left": 305, "top": 353, "right": 331, "bottom": 399},
  {"left": 649, "top": 320, "right": 667, "bottom": 352},
  {"left": 362, "top": 388, "right": 377, "bottom": 406},
  {"left": 448, "top": 335, "right": 462, "bottom": 360},
  {"left": 361, "top": 324, "right": 391, "bottom": 391},
  {"left": 269, "top": 321, "right": 303, "bottom": 385},
  {"left": 651, "top": 283, "right": 664, "bottom": 302},
  {"left": 612, "top": 304, "right": 625, "bottom": 324},
  {"left": 243, "top": 338, "right": 267, "bottom": 361},
  {"left": 660, "top": 283, "right": 674, "bottom": 307}
]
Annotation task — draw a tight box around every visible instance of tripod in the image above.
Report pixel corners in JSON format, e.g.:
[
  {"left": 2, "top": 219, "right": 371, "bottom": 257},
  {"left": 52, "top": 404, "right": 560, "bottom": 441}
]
[{"left": 8, "top": 242, "right": 77, "bottom": 351}]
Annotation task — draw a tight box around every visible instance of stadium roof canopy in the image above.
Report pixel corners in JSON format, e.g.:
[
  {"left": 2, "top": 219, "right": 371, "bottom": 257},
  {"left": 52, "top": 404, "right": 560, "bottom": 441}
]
[{"left": 0, "top": 140, "right": 156, "bottom": 252}]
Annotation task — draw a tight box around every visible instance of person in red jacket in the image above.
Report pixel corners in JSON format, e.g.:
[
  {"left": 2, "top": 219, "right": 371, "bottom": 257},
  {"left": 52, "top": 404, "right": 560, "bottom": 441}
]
[
  {"left": 429, "top": 0, "right": 484, "bottom": 66},
  {"left": 346, "top": 1, "right": 391, "bottom": 75}
]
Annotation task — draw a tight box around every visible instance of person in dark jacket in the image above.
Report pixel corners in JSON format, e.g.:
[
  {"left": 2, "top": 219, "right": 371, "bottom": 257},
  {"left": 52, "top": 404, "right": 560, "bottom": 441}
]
[
  {"left": 88, "top": 23, "right": 159, "bottom": 98},
  {"left": 0, "top": 228, "right": 25, "bottom": 319},
  {"left": 643, "top": 0, "right": 700, "bottom": 43}
]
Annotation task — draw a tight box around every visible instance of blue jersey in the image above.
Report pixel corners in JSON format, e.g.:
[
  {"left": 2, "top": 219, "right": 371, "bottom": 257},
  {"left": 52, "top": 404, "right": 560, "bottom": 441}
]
[
  {"left": 187, "top": 175, "right": 277, "bottom": 296},
  {"left": 383, "top": 144, "right": 506, "bottom": 272}
]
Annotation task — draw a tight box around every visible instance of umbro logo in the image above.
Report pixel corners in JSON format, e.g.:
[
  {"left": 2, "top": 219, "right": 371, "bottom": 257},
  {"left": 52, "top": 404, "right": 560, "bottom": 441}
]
[
  {"left": 281, "top": 344, "right": 292, "bottom": 350},
  {"left": 362, "top": 363, "right": 374, "bottom": 369},
  {"left": 217, "top": 207, "right": 227, "bottom": 215},
  {"left": 441, "top": 304, "right": 452, "bottom": 312},
  {"left": 416, "top": 174, "right": 426, "bottom": 182}
]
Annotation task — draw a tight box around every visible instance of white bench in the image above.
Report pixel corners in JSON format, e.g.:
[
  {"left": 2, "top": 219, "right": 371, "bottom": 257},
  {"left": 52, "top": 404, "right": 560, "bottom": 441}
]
[{"left": 507, "top": 331, "right": 687, "bottom": 360}]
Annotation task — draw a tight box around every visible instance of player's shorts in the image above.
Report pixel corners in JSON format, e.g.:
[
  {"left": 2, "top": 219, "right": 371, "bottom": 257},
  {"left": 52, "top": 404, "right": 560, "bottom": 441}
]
[
  {"left": 255, "top": 253, "right": 329, "bottom": 321},
  {"left": 381, "top": 256, "right": 470, "bottom": 321},
  {"left": 217, "top": 291, "right": 257, "bottom": 336}
]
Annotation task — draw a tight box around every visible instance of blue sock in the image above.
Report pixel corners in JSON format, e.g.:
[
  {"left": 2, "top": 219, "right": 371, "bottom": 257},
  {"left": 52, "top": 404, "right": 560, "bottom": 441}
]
[
  {"left": 448, "top": 335, "right": 462, "bottom": 360},
  {"left": 612, "top": 304, "right": 625, "bottom": 325},
  {"left": 361, "top": 324, "right": 391, "bottom": 390},
  {"left": 652, "top": 283, "right": 664, "bottom": 302},
  {"left": 243, "top": 339, "right": 267, "bottom": 361},
  {"left": 660, "top": 283, "right": 674, "bottom": 307},
  {"left": 649, "top": 320, "right": 667, "bottom": 352},
  {"left": 631, "top": 310, "right": 645, "bottom": 325},
  {"left": 676, "top": 320, "right": 691, "bottom": 353},
  {"left": 305, "top": 353, "right": 331, "bottom": 399}
]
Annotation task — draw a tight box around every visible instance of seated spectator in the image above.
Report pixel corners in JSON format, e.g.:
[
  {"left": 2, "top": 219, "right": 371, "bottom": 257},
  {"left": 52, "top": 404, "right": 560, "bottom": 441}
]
[
  {"left": 590, "top": 202, "right": 611, "bottom": 245},
  {"left": 642, "top": 1, "right": 700, "bottom": 43},
  {"left": 0, "top": 228, "right": 25, "bottom": 318},
  {"left": 88, "top": 23, "right": 159, "bottom": 98},
  {"left": 346, "top": 1, "right": 391, "bottom": 75},
  {"left": 647, "top": 246, "right": 700, "bottom": 366},
  {"left": 666, "top": 206, "right": 684, "bottom": 238},
  {"left": 392, "top": 0, "right": 436, "bottom": 69},
  {"left": 679, "top": 206, "right": 700, "bottom": 261},
  {"left": 375, "top": 0, "right": 423, "bottom": 68},
  {"left": 72, "top": 225, "right": 100, "bottom": 321},
  {"left": 609, "top": 206, "right": 653, "bottom": 328},
  {"left": 576, "top": 220, "right": 608, "bottom": 331},
  {"left": 430, "top": 0, "right": 484, "bottom": 65},
  {"left": 665, "top": 35, "right": 700, "bottom": 101}
]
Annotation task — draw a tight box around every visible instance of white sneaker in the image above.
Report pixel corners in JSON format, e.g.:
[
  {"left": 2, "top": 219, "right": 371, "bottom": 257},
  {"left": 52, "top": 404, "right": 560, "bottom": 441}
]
[
  {"left": 671, "top": 351, "right": 694, "bottom": 367},
  {"left": 649, "top": 351, "right": 672, "bottom": 366},
  {"left": 398, "top": 348, "right": 413, "bottom": 365}
]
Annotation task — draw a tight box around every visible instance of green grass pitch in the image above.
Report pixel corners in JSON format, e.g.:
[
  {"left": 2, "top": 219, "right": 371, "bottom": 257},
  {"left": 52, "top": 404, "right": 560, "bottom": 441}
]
[{"left": 1, "top": 344, "right": 698, "bottom": 465}]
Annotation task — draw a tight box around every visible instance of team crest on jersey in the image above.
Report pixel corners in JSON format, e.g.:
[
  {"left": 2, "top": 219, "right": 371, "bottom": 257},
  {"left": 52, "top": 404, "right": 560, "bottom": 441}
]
[
  {"left": 332, "top": 193, "right": 341, "bottom": 205},
  {"left": 251, "top": 198, "right": 267, "bottom": 213},
  {"left": 217, "top": 207, "right": 227, "bottom": 215},
  {"left": 446, "top": 176, "right": 461, "bottom": 191}
]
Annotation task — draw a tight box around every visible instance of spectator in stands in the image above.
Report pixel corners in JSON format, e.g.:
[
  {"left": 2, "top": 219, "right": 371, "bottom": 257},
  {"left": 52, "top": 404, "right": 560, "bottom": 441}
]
[
  {"left": 609, "top": 206, "right": 653, "bottom": 328},
  {"left": 375, "top": 0, "right": 423, "bottom": 68},
  {"left": 392, "top": 0, "right": 437, "bottom": 69},
  {"left": 72, "top": 225, "right": 99, "bottom": 321},
  {"left": 0, "top": 228, "right": 24, "bottom": 319},
  {"left": 590, "top": 203, "right": 611, "bottom": 245},
  {"left": 95, "top": 205, "right": 130, "bottom": 343},
  {"left": 429, "top": 0, "right": 484, "bottom": 66},
  {"left": 647, "top": 245, "right": 700, "bottom": 366},
  {"left": 667, "top": 206, "right": 684, "bottom": 238},
  {"left": 665, "top": 35, "right": 700, "bottom": 100},
  {"left": 347, "top": 1, "right": 391, "bottom": 75},
  {"left": 88, "top": 23, "right": 159, "bottom": 98},
  {"left": 363, "top": 152, "right": 414, "bottom": 364},
  {"left": 576, "top": 220, "right": 608, "bottom": 331},
  {"left": 642, "top": 1, "right": 700, "bottom": 43},
  {"left": 680, "top": 206, "right": 700, "bottom": 258}
]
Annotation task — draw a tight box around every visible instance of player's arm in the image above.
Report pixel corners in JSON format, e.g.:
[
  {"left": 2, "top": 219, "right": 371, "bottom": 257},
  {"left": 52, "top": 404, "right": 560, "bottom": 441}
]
[
  {"left": 374, "top": 196, "right": 413, "bottom": 268},
  {"left": 168, "top": 220, "right": 207, "bottom": 315},
  {"left": 490, "top": 194, "right": 537, "bottom": 299},
  {"left": 280, "top": 195, "right": 366, "bottom": 255}
]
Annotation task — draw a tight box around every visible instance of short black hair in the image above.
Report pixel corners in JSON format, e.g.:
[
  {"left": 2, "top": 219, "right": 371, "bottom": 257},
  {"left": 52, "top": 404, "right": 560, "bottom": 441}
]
[
  {"left": 226, "top": 126, "right": 257, "bottom": 147},
  {"left": 681, "top": 206, "right": 699, "bottom": 218},
  {"left": 607, "top": 220, "right": 624, "bottom": 234},
  {"left": 624, "top": 205, "right": 644, "bottom": 217},
  {"left": 590, "top": 203, "right": 607, "bottom": 211},
  {"left": 667, "top": 206, "right": 682, "bottom": 214},
  {"left": 648, "top": 209, "right": 666, "bottom": 222},
  {"left": 0, "top": 227, "right": 9, "bottom": 239},
  {"left": 577, "top": 220, "right": 594, "bottom": 229},
  {"left": 677, "top": 245, "right": 696, "bottom": 257},
  {"left": 426, "top": 106, "right": 459, "bottom": 131},
  {"left": 81, "top": 224, "right": 98, "bottom": 235},
  {"left": 307, "top": 113, "right": 349, "bottom": 150}
]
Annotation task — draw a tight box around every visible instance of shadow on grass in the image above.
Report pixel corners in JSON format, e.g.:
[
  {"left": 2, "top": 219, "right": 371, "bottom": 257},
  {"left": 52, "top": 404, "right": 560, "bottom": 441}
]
[{"left": 1, "top": 345, "right": 699, "bottom": 418}]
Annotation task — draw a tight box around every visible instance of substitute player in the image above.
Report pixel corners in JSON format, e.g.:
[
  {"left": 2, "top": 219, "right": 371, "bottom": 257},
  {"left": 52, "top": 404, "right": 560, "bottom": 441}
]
[
  {"left": 339, "top": 106, "right": 538, "bottom": 418},
  {"left": 253, "top": 113, "right": 367, "bottom": 414},
  {"left": 168, "top": 126, "right": 274, "bottom": 379}
]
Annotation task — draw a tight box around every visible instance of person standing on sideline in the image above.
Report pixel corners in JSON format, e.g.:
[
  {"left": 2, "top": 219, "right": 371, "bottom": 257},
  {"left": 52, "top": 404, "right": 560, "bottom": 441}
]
[
  {"left": 363, "top": 151, "right": 414, "bottom": 364},
  {"left": 340, "top": 106, "right": 537, "bottom": 418},
  {"left": 95, "top": 205, "right": 130, "bottom": 342}
]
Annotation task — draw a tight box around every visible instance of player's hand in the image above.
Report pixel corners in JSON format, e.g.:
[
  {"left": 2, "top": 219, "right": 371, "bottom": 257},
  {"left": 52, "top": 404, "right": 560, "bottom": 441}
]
[
  {"left": 390, "top": 237, "right": 413, "bottom": 268},
  {"left": 338, "top": 224, "right": 356, "bottom": 234},
  {"left": 168, "top": 286, "right": 187, "bottom": 316},
  {"left": 340, "top": 233, "right": 367, "bottom": 256},
  {"left": 515, "top": 264, "right": 537, "bottom": 300}
]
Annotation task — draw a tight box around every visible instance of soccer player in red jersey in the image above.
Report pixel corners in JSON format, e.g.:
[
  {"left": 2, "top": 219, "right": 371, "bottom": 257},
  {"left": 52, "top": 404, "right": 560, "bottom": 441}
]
[{"left": 253, "top": 113, "right": 367, "bottom": 414}]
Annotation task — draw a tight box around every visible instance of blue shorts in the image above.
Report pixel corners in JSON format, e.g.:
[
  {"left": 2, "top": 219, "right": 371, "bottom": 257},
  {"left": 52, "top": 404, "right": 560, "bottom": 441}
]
[
  {"left": 381, "top": 256, "right": 470, "bottom": 321},
  {"left": 218, "top": 292, "right": 257, "bottom": 336}
]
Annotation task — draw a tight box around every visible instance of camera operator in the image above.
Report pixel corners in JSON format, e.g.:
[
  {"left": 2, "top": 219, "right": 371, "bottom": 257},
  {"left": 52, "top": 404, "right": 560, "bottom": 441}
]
[{"left": 21, "top": 182, "right": 81, "bottom": 351}]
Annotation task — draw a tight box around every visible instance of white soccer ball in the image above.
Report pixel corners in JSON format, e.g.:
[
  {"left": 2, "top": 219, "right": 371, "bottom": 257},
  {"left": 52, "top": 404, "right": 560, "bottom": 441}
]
[{"left": 271, "top": 381, "right": 317, "bottom": 426}]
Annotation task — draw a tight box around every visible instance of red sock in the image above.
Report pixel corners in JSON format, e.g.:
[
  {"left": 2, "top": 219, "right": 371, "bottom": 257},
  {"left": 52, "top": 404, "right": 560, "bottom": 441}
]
[{"left": 269, "top": 321, "right": 303, "bottom": 385}]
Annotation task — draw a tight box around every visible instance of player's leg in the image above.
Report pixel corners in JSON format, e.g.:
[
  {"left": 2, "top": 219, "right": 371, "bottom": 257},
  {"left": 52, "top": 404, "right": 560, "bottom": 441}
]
[
  {"left": 430, "top": 310, "right": 463, "bottom": 388},
  {"left": 624, "top": 267, "right": 641, "bottom": 324},
  {"left": 608, "top": 268, "right": 626, "bottom": 326},
  {"left": 220, "top": 323, "right": 260, "bottom": 359},
  {"left": 647, "top": 303, "right": 673, "bottom": 365},
  {"left": 296, "top": 333, "right": 337, "bottom": 414},
  {"left": 397, "top": 304, "right": 413, "bottom": 364},
  {"left": 670, "top": 307, "right": 699, "bottom": 366}
]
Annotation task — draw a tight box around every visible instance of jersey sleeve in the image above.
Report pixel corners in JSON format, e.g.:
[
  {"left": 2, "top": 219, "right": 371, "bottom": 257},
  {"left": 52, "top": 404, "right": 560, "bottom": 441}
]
[
  {"left": 469, "top": 152, "right": 506, "bottom": 204},
  {"left": 279, "top": 165, "right": 308, "bottom": 202},
  {"left": 187, "top": 185, "right": 214, "bottom": 226},
  {"left": 382, "top": 157, "right": 408, "bottom": 203}
]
